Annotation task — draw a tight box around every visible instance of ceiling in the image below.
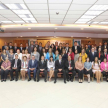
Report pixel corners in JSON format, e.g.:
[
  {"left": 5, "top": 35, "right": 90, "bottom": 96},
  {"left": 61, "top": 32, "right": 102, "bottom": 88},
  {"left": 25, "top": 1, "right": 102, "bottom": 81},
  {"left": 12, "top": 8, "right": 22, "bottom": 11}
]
[{"left": 0, "top": 0, "right": 108, "bottom": 25}]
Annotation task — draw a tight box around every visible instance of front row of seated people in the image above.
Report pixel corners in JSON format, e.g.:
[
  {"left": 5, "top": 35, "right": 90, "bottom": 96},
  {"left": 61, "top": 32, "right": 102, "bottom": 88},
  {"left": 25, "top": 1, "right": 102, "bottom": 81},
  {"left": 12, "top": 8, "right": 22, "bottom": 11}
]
[{"left": 1, "top": 53, "right": 108, "bottom": 84}]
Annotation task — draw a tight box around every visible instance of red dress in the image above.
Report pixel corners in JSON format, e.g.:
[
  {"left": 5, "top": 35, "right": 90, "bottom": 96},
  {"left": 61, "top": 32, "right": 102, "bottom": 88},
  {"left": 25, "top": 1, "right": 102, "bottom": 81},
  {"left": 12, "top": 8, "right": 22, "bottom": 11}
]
[{"left": 68, "top": 52, "right": 74, "bottom": 60}]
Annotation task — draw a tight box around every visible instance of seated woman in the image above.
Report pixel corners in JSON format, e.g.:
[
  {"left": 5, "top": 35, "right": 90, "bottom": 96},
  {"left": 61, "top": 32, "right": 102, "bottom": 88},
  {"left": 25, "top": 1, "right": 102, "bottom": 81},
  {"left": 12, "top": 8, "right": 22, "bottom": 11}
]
[
  {"left": 8, "top": 49, "right": 14, "bottom": 62},
  {"left": 47, "top": 56, "right": 55, "bottom": 81},
  {"left": 67, "top": 48, "right": 74, "bottom": 60},
  {"left": 31, "top": 47, "right": 40, "bottom": 61},
  {"left": 1, "top": 49, "right": 7, "bottom": 62},
  {"left": 79, "top": 48, "right": 87, "bottom": 63},
  {"left": 62, "top": 49, "right": 68, "bottom": 61},
  {"left": 100, "top": 58, "right": 108, "bottom": 82},
  {"left": 21, "top": 56, "right": 28, "bottom": 81},
  {"left": 14, "top": 49, "right": 22, "bottom": 60},
  {"left": 46, "top": 48, "right": 55, "bottom": 61},
  {"left": 75, "top": 56, "right": 84, "bottom": 83},
  {"left": 84, "top": 57, "right": 92, "bottom": 83},
  {"left": 55, "top": 50, "right": 59, "bottom": 61},
  {"left": 1, "top": 57, "right": 11, "bottom": 82},
  {"left": 92, "top": 57, "right": 101, "bottom": 83},
  {"left": 74, "top": 49, "right": 79, "bottom": 63}
]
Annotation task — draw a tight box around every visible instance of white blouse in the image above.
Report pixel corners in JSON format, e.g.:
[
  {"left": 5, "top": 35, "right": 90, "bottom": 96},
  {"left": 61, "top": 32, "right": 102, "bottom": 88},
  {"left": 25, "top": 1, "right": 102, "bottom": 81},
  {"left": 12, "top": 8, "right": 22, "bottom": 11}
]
[
  {"left": 47, "top": 61, "right": 55, "bottom": 70},
  {"left": 14, "top": 53, "right": 22, "bottom": 60}
]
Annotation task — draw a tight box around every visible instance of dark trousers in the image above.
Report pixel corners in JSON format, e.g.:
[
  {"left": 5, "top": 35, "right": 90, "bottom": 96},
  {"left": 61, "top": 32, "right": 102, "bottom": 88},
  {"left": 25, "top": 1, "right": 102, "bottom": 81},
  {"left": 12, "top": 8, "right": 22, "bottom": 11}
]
[
  {"left": 1, "top": 69, "right": 9, "bottom": 79},
  {"left": 84, "top": 69, "right": 93, "bottom": 77},
  {"left": 37, "top": 69, "right": 47, "bottom": 80},
  {"left": 10, "top": 69, "right": 20, "bottom": 79},
  {"left": 28, "top": 69, "right": 37, "bottom": 79},
  {"left": 102, "top": 71, "right": 108, "bottom": 78},
  {"left": 76, "top": 69, "right": 84, "bottom": 79},
  {"left": 66, "top": 69, "right": 76, "bottom": 80},
  {"left": 54, "top": 69, "right": 66, "bottom": 81}
]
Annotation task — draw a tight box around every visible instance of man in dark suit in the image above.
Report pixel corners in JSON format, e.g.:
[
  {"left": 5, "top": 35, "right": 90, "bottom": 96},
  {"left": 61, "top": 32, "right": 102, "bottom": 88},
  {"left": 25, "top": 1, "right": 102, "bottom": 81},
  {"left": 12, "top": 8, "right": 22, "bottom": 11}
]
[
  {"left": 65, "top": 56, "right": 76, "bottom": 82},
  {"left": 28, "top": 55, "right": 38, "bottom": 81},
  {"left": 24, "top": 43, "right": 29, "bottom": 51},
  {"left": 65, "top": 43, "right": 70, "bottom": 54},
  {"left": 103, "top": 41, "right": 108, "bottom": 50},
  {"left": 54, "top": 54, "right": 66, "bottom": 83},
  {"left": 37, "top": 55, "right": 47, "bottom": 82},
  {"left": 2, "top": 42, "right": 7, "bottom": 50},
  {"left": 72, "top": 41, "right": 81, "bottom": 53},
  {"left": 38, "top": 42, "right": 43, "bottom": 60},
  {"left": 19, "top": 43, "right": 24, "bottom": 53},
  {"left": 10, "top": 54, "right": 21, "bottom": 81},
  {"left": 88, "top": 48, "right": 98, "bottom": 62},
  {"left": 13, "top": 43, "right": 19, "bottom": 53},
  {"left": 88, "top": 41, "right": 91, "bottom": 50},
  {"left": 102, "top": 48, "right": 107, "bottom": 61},
  {"left": 97, "top": 42, "right": 103, "bottom": 52},
  {"left": 9, "top": 42, "right": 14, "bottom": 50},
  {"left": 28, "top": 41, "right": 34, "bottom": 54},
  {"left": 35, "top": 41, "right": 39, "bottom": 48},
  {"left": 54, "top": 41, "right": 59, "bottom": 51}
]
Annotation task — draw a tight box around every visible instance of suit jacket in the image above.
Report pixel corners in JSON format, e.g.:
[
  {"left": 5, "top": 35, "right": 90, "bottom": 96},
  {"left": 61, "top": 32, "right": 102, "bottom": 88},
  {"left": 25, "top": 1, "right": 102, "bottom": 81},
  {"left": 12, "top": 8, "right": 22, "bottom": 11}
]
[
  {"left": 54, "top": 46, "right": 59, "bottom": 51},
  {"left": 65, "top": 60, "right": 75, "bottom": 70},
  {"left": 97, "top": 52, "right": 103, "bottom": 62},
  {"left": 58, "top": 47, "right": 63, "bottom": 54},
  {"left": 2, "top": 46, "right": 7, "bottom": 50},
  {"left": 103, "top": 53, "right": 107, "bottom": 61},
  {"left": 28, "top": 45, "right": 34, "bottom": 54},
  {"left": 28, "top": 59, "right": 38, "bottom": 69},
  {"left": 55, "top": 59, "right": 64, "bottom": 70},
  {"left": 100, "top": 62, "right": 108, "bottom": 72},
  {"left": 97, "top": 46, "right": 103, "bottom": 52},
  {"left": 11, "top": 59, "right": 21, "bottom": 69},
  {"left": 72, "top": 46, "right": 81, "bottom": 53},
  {"left": 88, "top": 52, "right": 98, "bottom": 62},
  {"left": 9, "top": 46, "right": 14, "bottom": 50},
  {"left": 19, "top": 47, "right": 24, "bottom": 53},
  {"left": 102, "top": 45, "right": 108, "bottom": 50},
  {"left": 38, "top": 60, "right": 47, "bottom": 70},
  {"left": 62, "top": 54, "right": 68, "bottom": 61},
  {"left": 13, "top": 47, "right": 19, "bottom": 53},
  {"left": 65, "top": 47, "right": 70, "bottom": 54}
]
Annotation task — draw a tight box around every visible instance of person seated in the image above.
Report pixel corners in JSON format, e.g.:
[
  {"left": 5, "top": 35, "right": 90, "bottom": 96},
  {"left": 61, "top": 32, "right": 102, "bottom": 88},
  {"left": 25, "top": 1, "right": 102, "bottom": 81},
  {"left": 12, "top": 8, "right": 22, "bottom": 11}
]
[
  {"left": 100, "top": 58, "right": 108, "bottom": 82},
  {"left": 1, "top": 57, "right": 11, "bottom": 82},
  {"left": 46, "top": 48, "right": 55, "bottom": 61},
  {"left": 37, "top": 55, "right": 47, "bottom": 82},
  {"left": 92, "top": 57, "right": 101, "bottom": 83},
  {"left": 75, "top": 56, "right": 84, "bottom": 83},
  {"left": 84, "top": 57, "right": 92, "bottom": 83},
  {"left": 10, "top": 54, "right": 21, "bottom": 81},
  {"left": 54, "top": 54, "right": 66, "bottom": 84},
  {"left": 28, "top": 55, "right": 38, "bottom": 81},
  {"left": 21, "top": 56, "right": 28, "bottom": 81},
  {"left": 47, "top": 56, "right": 55, "bottom": 81},
  {"left": 65, "top": 56, "right": 76, "bottom": 82}
]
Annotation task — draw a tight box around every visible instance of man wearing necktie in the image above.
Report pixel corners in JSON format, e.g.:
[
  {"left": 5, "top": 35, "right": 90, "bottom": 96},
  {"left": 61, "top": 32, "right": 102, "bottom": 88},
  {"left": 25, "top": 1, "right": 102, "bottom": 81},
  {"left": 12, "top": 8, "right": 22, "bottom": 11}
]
[
  {"left": 37, "top": 55, "right": 47, "bottom": 82},
  {"left": 103, "top": 48, "right": 107, "bottom": 61},
  {"left": 54, "top": 55, "right": 66, "bottom": 83},
  {"left": 28, "top": 55, "right": 38, "bottom": 81},
  {"left": 28, "top": 41, "right": 34, "bottom": 54}
]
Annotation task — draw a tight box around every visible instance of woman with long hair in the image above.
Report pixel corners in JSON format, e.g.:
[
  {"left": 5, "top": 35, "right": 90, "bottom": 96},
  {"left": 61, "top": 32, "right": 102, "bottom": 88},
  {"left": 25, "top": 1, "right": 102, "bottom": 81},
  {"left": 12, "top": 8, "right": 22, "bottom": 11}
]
[
  {"left": 1, "top": 49, "right": 7, "bottom": 61},
  {"left": 92, "top": 57, "right": 101, "bottom": 83},
  {"left": 8, "top": 49, "right": 14, "bottom": 62},
  {"left": 67, "top": 48, "right": 74, "bottom": 60},
  {"left": 74, "top": 49, "right": 79, "bottom": 63},
  {"left": 62, "top": 49, "right": 68, "bottom": 61}
]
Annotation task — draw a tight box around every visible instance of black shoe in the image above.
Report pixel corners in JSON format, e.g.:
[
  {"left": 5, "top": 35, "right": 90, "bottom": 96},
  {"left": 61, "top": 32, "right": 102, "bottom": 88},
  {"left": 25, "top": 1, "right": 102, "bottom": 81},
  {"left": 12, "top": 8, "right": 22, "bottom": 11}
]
[
  {"left": 67, "top": 79, "right": 69, "bottom": 81},
  {"left": 34, "top": 78, "right": 36, "bottom": 81},
  {"left": 1, "top": 80, "right": 3, "bottom": 82},
  {"left": 64, "top": 80, "right": 66, "bottom": 83},
  {"left": 15, "top": 79, "right": 18, "bottom": 81},
  {"left": 10, "top": 78, "right": 14, "bottom": 81},
  {"left": 28, "top": 78, "right": 31, "bottom": 81},
  {"left": 54, "top": 80, "right": 56, "bottom": 83},
  {"left": 4, "top": 80, "right": 6, "bottom": 82},
  {"left": 71, "top": 79, "right": 73, "bottom": 82},
  {"left": 44, "top": 79, "right": 47, "bottom": 82},
  {"left": 37, "top": 80, "right": 39, "bottom": 82}
]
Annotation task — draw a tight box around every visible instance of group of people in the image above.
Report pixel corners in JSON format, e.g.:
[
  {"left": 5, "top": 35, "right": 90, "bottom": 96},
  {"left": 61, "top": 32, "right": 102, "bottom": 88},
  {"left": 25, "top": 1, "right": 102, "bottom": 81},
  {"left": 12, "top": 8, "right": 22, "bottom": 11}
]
[{"left": 0, "top": 40, "right": 108, "bottom": 84}]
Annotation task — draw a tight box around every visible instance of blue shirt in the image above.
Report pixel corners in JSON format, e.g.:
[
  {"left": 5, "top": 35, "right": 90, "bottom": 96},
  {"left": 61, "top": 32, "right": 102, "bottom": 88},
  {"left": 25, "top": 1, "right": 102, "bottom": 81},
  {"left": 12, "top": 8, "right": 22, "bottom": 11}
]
[{"left": 84, "top": 62, "right": 92, "bottom": 70}]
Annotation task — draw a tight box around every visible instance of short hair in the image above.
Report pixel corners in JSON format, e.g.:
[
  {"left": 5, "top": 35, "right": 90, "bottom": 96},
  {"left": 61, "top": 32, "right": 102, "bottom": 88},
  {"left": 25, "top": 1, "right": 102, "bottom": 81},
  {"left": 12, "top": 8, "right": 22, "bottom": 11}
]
[
  {"left": 15, "top": 54, "right": 18, "bottom": 57},
  {"left": 23, "top": 56, "right": 27, "bottom": 59}
]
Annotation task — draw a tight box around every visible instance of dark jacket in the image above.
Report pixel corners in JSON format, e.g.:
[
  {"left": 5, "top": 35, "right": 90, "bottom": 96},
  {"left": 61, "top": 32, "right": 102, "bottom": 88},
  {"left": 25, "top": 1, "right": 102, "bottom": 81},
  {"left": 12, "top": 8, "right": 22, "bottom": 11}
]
[
  {"left": 38, "top": 60, "right": 47, "bottom": 70},
  {"left": 11, "top": 59, "right": 21, "bottom": 69},
  {"left": 55, "top": 59, "right": 64, "bottom": 70},
  {"left": 88, "top": 52, "right": 98, "bottom": 62},
  {"left": 65, "top": 60, "right": 75, "bottom": 70}
]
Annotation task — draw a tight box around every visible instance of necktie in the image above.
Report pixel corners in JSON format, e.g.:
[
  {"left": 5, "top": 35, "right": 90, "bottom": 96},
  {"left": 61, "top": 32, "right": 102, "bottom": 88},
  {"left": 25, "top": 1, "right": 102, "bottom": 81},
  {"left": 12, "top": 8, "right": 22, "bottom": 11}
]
[
  {"left": 56, "top": 46, "right": 57, "bottom": 50},
  {"left": 99, "top": 53, "right": 100, "bottom": 58},
  {"left": 105, "top": 54, "right": 106, "bottom": 57}
]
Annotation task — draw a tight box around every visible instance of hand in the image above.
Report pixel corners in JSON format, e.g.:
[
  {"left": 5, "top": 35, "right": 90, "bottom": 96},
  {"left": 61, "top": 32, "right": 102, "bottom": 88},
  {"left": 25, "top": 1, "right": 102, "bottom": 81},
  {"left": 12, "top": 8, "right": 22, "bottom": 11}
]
[
  {"left": 13, "top": 67, "right": 17, "bottom": 69},
  {"left": 59, "top": 69, "right": 62, "bottom": 71}
]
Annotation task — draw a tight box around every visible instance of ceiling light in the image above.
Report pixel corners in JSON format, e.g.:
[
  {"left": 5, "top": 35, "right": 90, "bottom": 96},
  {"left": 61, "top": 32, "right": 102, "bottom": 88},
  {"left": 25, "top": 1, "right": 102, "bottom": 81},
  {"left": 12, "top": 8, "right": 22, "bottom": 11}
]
[
  {"left": 75, "top": 22, "right": 87, "bottom": 24},
  {"left": 86, "top": 37, "right": 88, "bottom": 38},
  {"left": 71, "top": 36, "right": 73, "bottom": 37},
  {"left": 36, "top": 36, "right": 38, "bottom": 37},
  {"left": 0, "top": 4, "right": 8, "bottom": 9},
  {"left": 20, "top": 36, "right": 23, "bottom": 37},
  {"left": 85, "top": 11, "right": 103, "bottom": 15},
  {"left": 92, "top": 22, "right": 99, "bottom": 24},
  {"left": 90, "top": 5, "right": 108, "bottom": 11},
  {"left": 55, "top": 28, "right": 58, "bottom": 29},
  {"left": 13, "top": 10, "right": 30, "bottom": 14},
  {"left": 28, "top": 28, "right": 31, "bottom": 29},
  {"left": 100, "top": 22, "right": 108, "bottom": 24},
  {"left": 18, "top": 14, "right": 27, "bottom": 17},
  {"left": 20, "top": 4, "right": 27, "bottom": 9},
  {"left": 81, "top": 15, "right": 96, "bottom": 19},
  {"left": 1, "top": 21, "right": 13, "bottom": 23},
  {"left": 81, "top": 28, "right": 84, "bottom": 30},
  {"left": 77, "top": 19, "right": 92, "bottom": 22},
  {"left": 13, "top": 21, "right": 25, "bottom": 23},
  {"left": 22, "top": 18, "right": 35, "bottom": 20}
]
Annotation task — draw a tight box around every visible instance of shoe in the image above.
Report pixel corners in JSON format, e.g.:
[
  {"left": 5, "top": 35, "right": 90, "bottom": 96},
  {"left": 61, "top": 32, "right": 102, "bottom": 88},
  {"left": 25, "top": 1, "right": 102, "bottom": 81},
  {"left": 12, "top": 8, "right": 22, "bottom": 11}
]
[
  {"left": 28, "top": 78, "right": 31, "bottom": 81},
  {"left": 71, "top": 79, "right": 73, "bottom": 82},
  {"left": 44, "top": 79, "right": 47, "bottom": 82},
  {"left": 10, "top": 78, "right": 14, "bottom": 81},
  {"left": 34, "top": 78, "right": 36, "bottom": 81},
  {"left": 4, "top": 80, "right": 6, "bottom": 82},
  {"left": 15, "top": 79, "right": 18, "bottom": 81},
  {"left": 1, "top": 80, "right": 3, "bottom": 82},
  {"left": 88, "top": 82, "right": 90, "bottom": 83},
  {"left": 67, "top": 79, "right": 69, "bottom": 81},
  {"left": 64, "top": 80, "right": 66, "bottom": 83},
  {"left": 37, "top": 80, "right": 39, "bottom": 82},
  {"left": 54, "top": 80, "right": 56, "bottom": 83}
]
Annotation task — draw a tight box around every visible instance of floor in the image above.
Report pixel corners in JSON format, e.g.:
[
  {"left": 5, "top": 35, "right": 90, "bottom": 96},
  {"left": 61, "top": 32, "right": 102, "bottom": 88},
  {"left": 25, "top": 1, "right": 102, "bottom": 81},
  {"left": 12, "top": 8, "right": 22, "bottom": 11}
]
[{"left": 0, "top": 78, "right": 108, "bottom": 108}]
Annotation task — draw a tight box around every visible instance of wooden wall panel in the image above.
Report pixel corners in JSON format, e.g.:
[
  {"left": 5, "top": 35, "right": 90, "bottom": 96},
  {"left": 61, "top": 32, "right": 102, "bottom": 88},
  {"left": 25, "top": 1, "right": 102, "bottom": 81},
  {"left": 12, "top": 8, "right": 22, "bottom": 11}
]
[
  {"left": 13, "top": 40, "right": 28, "bottom": 47},
  {"left": 81, "top": 40, "right": 95, "bottom": 47}
]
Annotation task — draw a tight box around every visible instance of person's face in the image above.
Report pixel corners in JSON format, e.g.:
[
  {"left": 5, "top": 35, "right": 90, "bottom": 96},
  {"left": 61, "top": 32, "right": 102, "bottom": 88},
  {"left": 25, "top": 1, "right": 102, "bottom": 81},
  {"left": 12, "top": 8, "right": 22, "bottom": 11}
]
[
  {"left": 82, "top": 49, "right": 84, "bottom": 53},
  {"left": 20, "top": 44, "right": 23, "bottom": 47},
  {"left": 87, "top": 58, "right": 89, "bottom": 62},
  {"left": 55, "top": 42, "right": 58, "bottom": 46},
  {"left": 59, "top": 55, "right": 62, "bottom": 59},
  {"left": 104, "top": 49, "right": 107, "bottom": 53},
  {"left": 10, "top": 50, "right": 13, "bottom": 53},
  {"left": 26, "top": 43, "right": 28, "bottom": 46},
  {"left": 34, "top": 47, "right": 37, "bottom": 51},
  {"left": 15, "top": 55, "right": 18, "bottom": 59},
  {"left": 59, "top": 43, "right": 62, "bottom": 47},
  {"left": 49, "top": 48, "right": 52, "bottom": 53},
  {"left": 74, "top": 42, "right": 77, "bottom": 46},
  {"left": 50, "top": 57, "right": 53, "bottom": 61},
  {"left": 88, "top": 42, "right": 91, "bottom": 45},
  {"left": 32, "top": 56, "right": 35, "bottom": 60},
  {"left": 105, "top": 42, "right": 107, "bottom": 45},
  {"left": 69, "top": 49, "right": 71, "bottom": 52},
  {"left": 17, "top": 50, "right": 20, "bottom": 53},
  {"left": 25, "top": 50, "right": 28, "bottom": 54},
  {"left": 43, "top": 49, "right": 45, "bottom": 52},
  {"left": 22, "top": 50, "right": 24, "bottom": 53},
  {"left": 5, "top": 58, "right": 9, "bottom": 62},
  {"left": 79, "top": 57, "right": 82, "bottom": 61},
  {"left": 6, "top": 46, "right": 9, "bottom": 50},
  {"left": 31, "top": 41, "right": 33, "bottom": 45},
  {"left": 14, "top": 43, "right": 17, "bottom": 47},
  {"left": 4, "top": 42, "right": 7, "bottom": 46},
  {"left": 86, "top": 45, "right": 88, "bottom": 48},
  {"left": 95, "top": 57, "right": 98, "bottom": 62},
  {"left": 104, "top": 58, "right": 107, "bottom": 62},
  {"left": 9, "top": 43, "right": 12, "bottom": 46},
  {"left": 41, "top": 56, "right": 44, "bottom": 60},
  {"left": 98, "top": 48, "right": 101, "bottom": 52},
  {"left": 66, "top": 44, "right": 69, "bottom": 47},
  {"left": 35, "top": 41, "right": 38, "bottom": 45},
  {"left": 3, "top": 50, "right": 6, "bottom": 53},
  {"left": 63, "top": 43, "right": 65, "bottom": 47},
  {"left": 24, "top": 57, "right": 27, "bottom": 61},
  {"left": 68, "top": 56, "right": 71, "bottom": 61},
  {"left": 63, "top": 50, "right": 65, "bottom": 54},
  {"left": 99, "top": 43, "right": 102, "bottom": 46},
  {"left": 55, "top": 51, "right": 58, "bottom": 54},
  {"left": 51, "top": 44, "right": 54, "bottom": 48},
  {"left": 94, "top": 47, "right": 96, "bottom": 50},
  {"left": 39, "top": 43, "right": 42, "bottom": 46}
]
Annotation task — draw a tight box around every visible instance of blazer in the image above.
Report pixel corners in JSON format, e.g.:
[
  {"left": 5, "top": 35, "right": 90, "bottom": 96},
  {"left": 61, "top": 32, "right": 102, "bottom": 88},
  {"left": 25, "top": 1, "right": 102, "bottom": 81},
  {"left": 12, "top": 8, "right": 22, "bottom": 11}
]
[
  {"left": 13, "top": 47, "right": 19, "bottom": 53},
  {"left": 88, "top": 52, "right": 98, "bottom": 62},
  {"left": 68, "top": 52, "right": 74, "bottom": 60},
  {"left": 65, "top": 47, "right": 70, "bottom": 54},
  {"left": 58, "top": 47, "right": 63, "bottom": 55},
  {"left": 38, "top": 60, "right": 47, "bottom": 70},
  {"left": 28, "top": 59, "right": 38, "bottom": 69},
  {"left": 11, "top": 59, "right": 21, "bottom": 69},
  {"left": 55, "top": 59, "right": 65, "bottom": 70},
  {"left": 28, "top": 45, "right": 34, "bottom": 54},
  {"left": 46, "top": 52, "right": 55, "bottom": 60},
  {"left": 54, "top": 46, "right": 59, "bottom": 51},
  {"left": 62, "top": 54, "right": 68, "bottom": 61},
  {"left": 97, "top": 52, "right": 103, "bottom": 62},
  {"left": 19, "top": 47, "right": 24, "bottom": 53},
  {"left": 72, "top": 46, "right": 81, "bottom": 53},
  {"left": 2, "top": 46, "right": 7, "bottom": 50},
  {"left": 9, "top": 46, "right": 14, "bottom": 50},
  {"left": 100, "top": 62, "right": 108, "bottom": 72},
  {"left": 97, "top": 46, "right": 103, "bottom": 52},
  {"left": 65, "top": 60, "right": 75, "bottom": 70}
]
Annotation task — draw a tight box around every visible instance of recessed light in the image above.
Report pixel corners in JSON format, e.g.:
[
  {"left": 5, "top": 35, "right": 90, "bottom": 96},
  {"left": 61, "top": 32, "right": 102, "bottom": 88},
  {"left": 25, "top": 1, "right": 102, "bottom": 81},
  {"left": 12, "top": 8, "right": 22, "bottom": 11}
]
[
  {"left": 28, "top": 28, "right": 31, "bottom": 29},
  {"left": 81, "top": 28, "right": 84, "bottom": 30},
  {"left": 71, "top": 36, "right": 73, "bottom": 37},
  {"left": 20, "top": 36, "right": 22, "bottom": 37},
  {"left": 36, "top": 36, "right": 38, "bottom": 37},
  {"left": 86, "top": 37, "right": 88, "bottom": 38},
  {"left": 55, "top": 28, "right": 57, "bottom": 29}
]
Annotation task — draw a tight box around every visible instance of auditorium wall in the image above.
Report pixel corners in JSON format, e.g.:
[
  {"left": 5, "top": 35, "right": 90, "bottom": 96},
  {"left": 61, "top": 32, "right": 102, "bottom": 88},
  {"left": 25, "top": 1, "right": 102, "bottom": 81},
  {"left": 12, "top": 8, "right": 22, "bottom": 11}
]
[{"left": 0, "top": 37, "right": 103, "bottom": 49}]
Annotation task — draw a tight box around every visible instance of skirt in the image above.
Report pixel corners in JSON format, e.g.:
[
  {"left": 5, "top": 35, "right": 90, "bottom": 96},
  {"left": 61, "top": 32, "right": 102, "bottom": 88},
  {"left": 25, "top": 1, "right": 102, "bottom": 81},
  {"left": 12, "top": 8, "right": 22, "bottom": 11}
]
[
  {"left": 21, "top": 69, "right": 28, "bottom": 71},
  {"left": 92, "top": 69, "right": 101, "bottom": 73}
]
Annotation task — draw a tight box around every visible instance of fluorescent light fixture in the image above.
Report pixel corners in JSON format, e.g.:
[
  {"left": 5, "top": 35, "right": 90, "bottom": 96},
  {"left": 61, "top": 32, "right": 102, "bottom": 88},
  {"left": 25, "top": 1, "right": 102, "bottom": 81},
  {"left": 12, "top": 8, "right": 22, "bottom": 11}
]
[
  {"left": 5, "top": 4, "right": 27, "bottom": 9},
  {"left": 90, "top": 5, "right": 108, "bottom": 11},
  {"left": 0, "top": 4, "right": 8, "bottom": 9},
  {"left": 92, "top": 22, "right": 99, "bottom": 24},
  {"left": 29, "top": 15, "right": 33, "bottom": 18},
  {"left": 20, "top": 36, "right": 23, "bottom": 37},
  {"left": 85, "top": 11, "right": 103, "bottom": 15},
  {"left": 31, "top": 21, "right": 37, "bottom": 23},
  {"left": 77, "top": 19, "right": 91, "bottom": 22},
  {"left": 18, "top": 15, "right": 27, "bottom": 17},
  {"left": 81, "top": 15, "right": 96, "bottom": 19},
  {"left": 55, "top": 28, "right": 57, "bottom": 29},
  {"left": 13, "top": 10, "right": 31, "bottom": 14},
  {"left": 22, "top": 18, "right": 35, "bottom": 20},
  {"left": 28, "top": 28, "right": 31, "bottom": 29},
  {"left": 13, "top": 21, "right": 25, "bottom": 23},
  {"left": 100, "top": 22, "right": 108, "bottom": 24},
  {"left": 1, "top": 21, "right": 13, "bottom": 23},
  {"left": 75, "top": 22, "right": 87, "bottom": 23}
]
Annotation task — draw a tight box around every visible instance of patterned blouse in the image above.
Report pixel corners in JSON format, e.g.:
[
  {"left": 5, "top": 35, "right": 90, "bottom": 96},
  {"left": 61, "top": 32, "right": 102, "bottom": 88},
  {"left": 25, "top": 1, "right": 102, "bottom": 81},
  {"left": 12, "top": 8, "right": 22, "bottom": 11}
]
[{"left": 1, "top": 61, "right": 11, "bottom": 70}]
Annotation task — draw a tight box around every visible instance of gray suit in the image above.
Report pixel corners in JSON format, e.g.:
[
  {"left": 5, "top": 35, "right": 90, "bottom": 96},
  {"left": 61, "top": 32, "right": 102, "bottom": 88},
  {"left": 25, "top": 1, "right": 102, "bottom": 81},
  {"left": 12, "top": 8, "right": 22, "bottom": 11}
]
[{"left": 28, "top": 45, "right": 34, "bottom": 54}]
